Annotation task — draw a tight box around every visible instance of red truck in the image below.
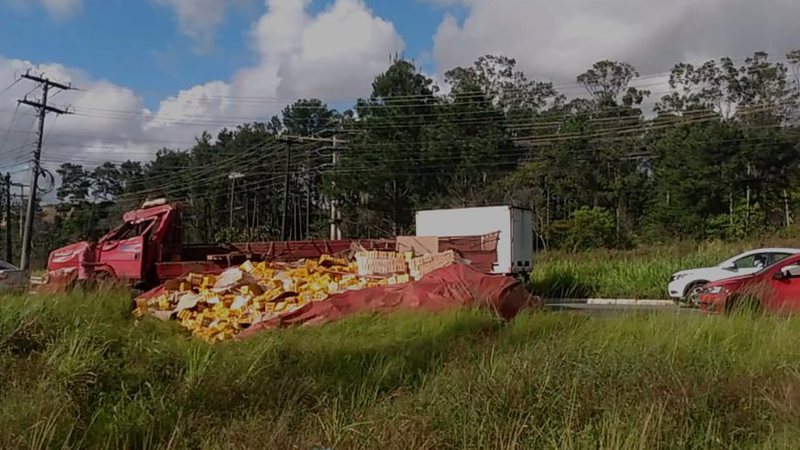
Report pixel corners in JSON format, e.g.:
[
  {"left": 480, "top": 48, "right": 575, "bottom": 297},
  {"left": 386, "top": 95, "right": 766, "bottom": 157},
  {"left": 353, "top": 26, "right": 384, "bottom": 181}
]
[
  {"left": 44, "top": 200, "right": 504, "bottom": 291},
  {"left": 698, "top": 252, "right": 800, "bottom": 313},
  {"left": 45, "top": 199, "right": 397, "bottom": 290}
]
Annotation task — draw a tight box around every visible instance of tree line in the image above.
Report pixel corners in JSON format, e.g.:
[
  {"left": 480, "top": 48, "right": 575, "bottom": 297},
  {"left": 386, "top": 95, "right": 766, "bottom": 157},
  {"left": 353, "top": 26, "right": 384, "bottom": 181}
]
[{"left": 4, "top": 50, "right": 800, "bottom": 265}]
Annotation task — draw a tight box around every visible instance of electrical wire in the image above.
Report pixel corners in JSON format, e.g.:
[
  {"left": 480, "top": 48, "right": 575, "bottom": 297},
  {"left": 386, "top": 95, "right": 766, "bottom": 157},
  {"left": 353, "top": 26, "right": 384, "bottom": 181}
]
[
  {"left": 103, "top": 126, "right": 793, "bottom": 208},
  {"left": 0, "top": 77, "right": 22, "bottom": 98},
  {"left": 79, "top": 53, "right": 797, "bottom": 106}
]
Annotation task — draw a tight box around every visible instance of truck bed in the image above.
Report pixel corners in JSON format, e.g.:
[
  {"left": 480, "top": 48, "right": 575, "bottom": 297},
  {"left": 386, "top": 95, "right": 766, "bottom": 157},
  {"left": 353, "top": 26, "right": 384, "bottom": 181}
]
[{"left": 156, "top": 239, "right": 396, "bottom": 282}]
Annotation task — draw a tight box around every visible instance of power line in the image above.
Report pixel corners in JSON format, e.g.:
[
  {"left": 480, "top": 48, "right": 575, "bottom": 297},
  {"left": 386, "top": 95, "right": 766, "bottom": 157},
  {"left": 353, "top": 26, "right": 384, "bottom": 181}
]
[
  {"left": 78, "top": 52, "right": 798, "bottom": 106},
  {"left": 0, "top": 104, "right": 22, "bottom": 159},
  {"left": 0, "top": 77, "right": 22, "bottom": 97},
  {"left": 36, "top": 104, "right": 793, "bottom": 199}
]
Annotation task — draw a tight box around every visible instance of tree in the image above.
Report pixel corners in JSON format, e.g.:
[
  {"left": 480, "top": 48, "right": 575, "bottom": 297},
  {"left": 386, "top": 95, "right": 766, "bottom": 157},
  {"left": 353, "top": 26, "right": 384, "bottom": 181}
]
[
  {"left": 56, "top": 163, "right": 92, "bottom": 206},
  {"left": 337, "top": 58, "right": 439, "bottom": 236},
  {"left": 577, "top": 60, "right": 650, "bottom": 109},
  {"left": 278, "top": 99, "right": 338, "bottom": 136},
  {"left": 92, "top": 162, "right": 123, "bottom": 202}
]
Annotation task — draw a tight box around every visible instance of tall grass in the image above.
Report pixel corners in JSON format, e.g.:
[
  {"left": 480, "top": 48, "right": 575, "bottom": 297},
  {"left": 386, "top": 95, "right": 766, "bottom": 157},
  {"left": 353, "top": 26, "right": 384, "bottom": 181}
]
[
  {"left": 2, "top": 290, "right": 800, "bottom": 448},
  {"left": 531, "top": 240, "right": 800, "bottom": 299}
]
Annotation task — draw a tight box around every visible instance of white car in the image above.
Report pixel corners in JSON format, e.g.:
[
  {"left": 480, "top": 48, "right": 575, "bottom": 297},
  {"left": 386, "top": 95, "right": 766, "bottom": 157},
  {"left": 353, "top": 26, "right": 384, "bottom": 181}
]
[
  {"left": 0, "top": 260, "right": 29, "bottom": 294},
  {"left": 668, "top": 248, "right": 800, "bottom": 304}
]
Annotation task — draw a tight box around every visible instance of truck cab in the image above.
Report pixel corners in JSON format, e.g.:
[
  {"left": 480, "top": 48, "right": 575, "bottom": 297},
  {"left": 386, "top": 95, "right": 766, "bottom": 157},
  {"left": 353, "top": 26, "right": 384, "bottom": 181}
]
[{"left": 46, "top": 199, "right": 182, "bottom": 288}]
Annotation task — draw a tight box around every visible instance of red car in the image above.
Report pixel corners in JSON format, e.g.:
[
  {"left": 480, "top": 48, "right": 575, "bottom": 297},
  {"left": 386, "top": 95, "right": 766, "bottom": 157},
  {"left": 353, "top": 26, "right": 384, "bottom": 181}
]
[{"left": 698, "top": 252, "right": 800, "bottom": 313}]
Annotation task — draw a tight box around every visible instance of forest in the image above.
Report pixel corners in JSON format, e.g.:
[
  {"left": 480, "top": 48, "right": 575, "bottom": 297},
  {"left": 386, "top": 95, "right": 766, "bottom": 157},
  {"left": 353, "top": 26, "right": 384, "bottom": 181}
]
[{"left": 5, "top": 50, "right": 800, "bottom": 264}]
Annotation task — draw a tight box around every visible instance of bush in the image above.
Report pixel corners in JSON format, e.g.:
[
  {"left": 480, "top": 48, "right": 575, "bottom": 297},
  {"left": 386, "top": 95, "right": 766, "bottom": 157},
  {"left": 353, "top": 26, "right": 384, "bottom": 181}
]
[{"left": 548, "top": 206, "right": 624, "bottom": 251}]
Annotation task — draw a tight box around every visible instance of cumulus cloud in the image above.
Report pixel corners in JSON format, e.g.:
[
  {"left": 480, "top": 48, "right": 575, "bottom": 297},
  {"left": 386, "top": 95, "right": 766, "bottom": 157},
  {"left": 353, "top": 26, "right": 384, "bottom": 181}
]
[
  {"left": 154, "top": 0, "right": 250, "bottom": 51},
  {"left": 156, "top": 0, "right": 404, "bottom": 128},
  {"left": 0, "top": 0, "right": 405, "bottom": 181},
  {"left": 41, "top": 0, "right": 81, "bottom": 18},
  {"left": 6, "top": 0, "right": 82, "bottom": 19},
  {"left": 258, "top": 0, "right": 404, "bottom": 100},
  {"left": 430, "top": 0, "right": 800, "bottom": 86},
  {"left": 0, "top": 57, "right": 155, "bottom": 170}
]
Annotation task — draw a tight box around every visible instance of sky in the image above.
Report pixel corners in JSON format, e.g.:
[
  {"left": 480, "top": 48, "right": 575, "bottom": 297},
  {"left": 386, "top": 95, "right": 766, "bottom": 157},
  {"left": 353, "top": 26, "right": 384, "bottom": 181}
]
[{"left": 0, "top": 0, "right": 799, "bottom": 181}]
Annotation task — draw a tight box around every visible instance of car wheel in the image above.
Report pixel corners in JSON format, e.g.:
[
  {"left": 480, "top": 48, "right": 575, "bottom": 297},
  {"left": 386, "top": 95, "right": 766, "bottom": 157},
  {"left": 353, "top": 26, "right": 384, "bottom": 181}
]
[{"left": 684, "top": 282, "right": 708, "bottom": 307}]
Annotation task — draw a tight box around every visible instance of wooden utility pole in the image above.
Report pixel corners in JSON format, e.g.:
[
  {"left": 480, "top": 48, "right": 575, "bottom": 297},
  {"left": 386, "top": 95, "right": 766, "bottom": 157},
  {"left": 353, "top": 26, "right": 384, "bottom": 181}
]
[
  {"left": 278, "top": 138, "right": 298, "bottom": 241},
  {"left": 227, "top": 172, "right": 244, "bottom": 230},
  {"left": 330, "top": 136, "right": 341, "bottom": 240},
  {"left": 306, "top": 147, "right": 312, "bottom": 239},
  {"left": 278, "top": 134, "right": 347, "bottom": 240},
  {"left": 17, "top": 72, "right": 72, "bottom": 270},
  {"left": 4, "top": 173, "right": 11, "bottom": 263}
]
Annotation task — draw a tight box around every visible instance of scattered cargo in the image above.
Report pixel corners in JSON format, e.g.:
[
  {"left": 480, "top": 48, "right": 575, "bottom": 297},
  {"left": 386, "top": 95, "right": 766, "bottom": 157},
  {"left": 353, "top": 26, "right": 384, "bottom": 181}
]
[
  {"left": 135, "top": 254, "right": 415, "bottom": 342},
  {"left": 134, "top": 248, "right": 533, "bottom": 342},
  {"left": 41, "top": 200, "right": 536, "bottom": 341}
]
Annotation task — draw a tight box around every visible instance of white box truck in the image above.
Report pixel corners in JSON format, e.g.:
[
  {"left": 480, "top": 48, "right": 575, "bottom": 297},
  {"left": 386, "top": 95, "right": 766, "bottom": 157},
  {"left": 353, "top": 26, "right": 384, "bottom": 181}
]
[{"left": 415, "top": 206, "right": 533, "bottom": 275}]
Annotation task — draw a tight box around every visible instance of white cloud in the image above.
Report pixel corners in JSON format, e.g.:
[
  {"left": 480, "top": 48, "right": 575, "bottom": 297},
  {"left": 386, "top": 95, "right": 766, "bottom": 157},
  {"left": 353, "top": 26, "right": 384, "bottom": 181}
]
[
  {"left": 0, "top": 57, "right": 154, "bottom": 168},
  {"left": 158, "top": 0, "right": 404, "bottom": 126},
  {"left": 155, "top": 0, "right": 250, "bottom": 51},
  {"left": 0, "top": 0, "right": 404, "bottom": 183},
  {"left": 430, "top": 0, "right": 800, "bottom": 86},
  {"left": 6, "top": 0, "right": 82, "bottom": 18},
  {"left": 41, "top": 0, "right": 81, "bottom": 18},
  {"left": 269, "top": 0, "right": 404, "bottom": 100}
]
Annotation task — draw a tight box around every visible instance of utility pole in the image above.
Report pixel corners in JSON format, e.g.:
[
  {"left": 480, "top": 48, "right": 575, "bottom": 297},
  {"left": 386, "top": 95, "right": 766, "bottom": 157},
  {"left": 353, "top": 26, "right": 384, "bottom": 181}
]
[
  {"left": 279, "top": 134, "right": 347, "bottom": 240},
  {"left": 227, "top": 172, "right": 244, "bottom": 230},
  {"left": 306, "top": 147, "right": 312, "bottom": 240},
  {"left": 17, "top": 72, "right": 72, "bottom": 270},
  {"left": 17, "top": 184, "right": 24, "bottom": 240},
  {"left": 330, "top": 136, "right": 341, "bottom": 240},
  {"left": 279, "top": 138, "right": 296, "bottom": 241},
  {"left": 3, "top": 174, "right": 11, "bottom": 263}
]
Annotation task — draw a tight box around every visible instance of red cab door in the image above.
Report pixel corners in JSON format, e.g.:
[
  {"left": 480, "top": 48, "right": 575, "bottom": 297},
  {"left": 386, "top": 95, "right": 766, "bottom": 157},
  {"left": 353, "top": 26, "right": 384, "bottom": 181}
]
[
  {"left": 96, "top": 219, "right": 157, "bottom": 281},
  {"left": 97, "top": 236, "right": 146, "bottom": 280}
]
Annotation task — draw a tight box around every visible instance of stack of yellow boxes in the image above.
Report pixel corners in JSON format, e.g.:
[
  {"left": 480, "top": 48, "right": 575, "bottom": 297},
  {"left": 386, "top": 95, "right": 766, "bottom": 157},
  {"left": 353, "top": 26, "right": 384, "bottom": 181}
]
[
  {"left": 408, "top": 250, "right": 461, "bottom": 280},
  {"left": 354, "top": 251, "right": 409, "bottom": 276},
  {"left": 135, "top": 254, "right": 416, "bottom": 343}
]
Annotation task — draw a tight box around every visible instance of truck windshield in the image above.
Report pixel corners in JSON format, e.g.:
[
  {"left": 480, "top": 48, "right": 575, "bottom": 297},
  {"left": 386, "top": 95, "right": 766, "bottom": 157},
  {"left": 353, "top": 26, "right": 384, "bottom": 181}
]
[{"left": 107, "top": 219, "right": 155, "bottom": 241}]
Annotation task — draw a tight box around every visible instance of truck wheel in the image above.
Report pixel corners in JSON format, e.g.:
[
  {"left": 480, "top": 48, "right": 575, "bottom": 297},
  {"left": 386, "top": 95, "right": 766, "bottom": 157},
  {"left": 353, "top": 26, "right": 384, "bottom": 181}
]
[{"left": 684, "top": 282, "right": 708, "bottom": 307}]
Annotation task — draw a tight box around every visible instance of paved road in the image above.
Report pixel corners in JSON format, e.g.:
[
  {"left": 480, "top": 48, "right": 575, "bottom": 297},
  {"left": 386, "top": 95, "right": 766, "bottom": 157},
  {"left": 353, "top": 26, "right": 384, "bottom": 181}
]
[{"left": 546, "top": 302, "right": 703, "bottom": 316}]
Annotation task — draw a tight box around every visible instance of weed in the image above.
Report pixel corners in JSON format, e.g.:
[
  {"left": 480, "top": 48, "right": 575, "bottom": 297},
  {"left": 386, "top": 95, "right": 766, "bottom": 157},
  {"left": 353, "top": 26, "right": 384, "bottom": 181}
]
[{"left": 2, "top": 291, "right": 800, "bottom": 448}]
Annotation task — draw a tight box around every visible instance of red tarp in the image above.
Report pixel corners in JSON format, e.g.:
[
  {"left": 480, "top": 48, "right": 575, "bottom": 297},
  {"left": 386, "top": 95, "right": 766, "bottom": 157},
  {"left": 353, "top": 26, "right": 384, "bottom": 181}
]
[{"left": 238, "top": 264, "right": 537, "bottom": 338}]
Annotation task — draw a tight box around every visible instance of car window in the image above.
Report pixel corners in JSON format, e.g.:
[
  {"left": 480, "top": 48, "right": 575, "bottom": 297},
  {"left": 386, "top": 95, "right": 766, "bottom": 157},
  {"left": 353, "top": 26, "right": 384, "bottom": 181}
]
[
  {"left": 733, "top": 254, "right": 769, "bottom": 269},
  {"left": 768, "top": 253, "right": 793, "bottom": 265}
]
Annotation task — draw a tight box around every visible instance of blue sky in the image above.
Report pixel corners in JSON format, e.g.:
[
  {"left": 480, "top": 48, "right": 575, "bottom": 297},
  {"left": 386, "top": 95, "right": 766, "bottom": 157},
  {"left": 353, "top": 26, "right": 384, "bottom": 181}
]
[
  {"left": 1, "top": 0, "right": 797, "bottom": 174},
  {"left": 1, "top": 0, "right": 458, "bottom": 109}
]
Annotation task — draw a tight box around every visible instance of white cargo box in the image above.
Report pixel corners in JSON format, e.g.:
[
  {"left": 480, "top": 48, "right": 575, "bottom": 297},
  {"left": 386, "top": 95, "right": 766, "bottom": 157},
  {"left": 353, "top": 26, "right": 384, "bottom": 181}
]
[{"left": 415, "top": 206, "right": 533, "bottom": 275}]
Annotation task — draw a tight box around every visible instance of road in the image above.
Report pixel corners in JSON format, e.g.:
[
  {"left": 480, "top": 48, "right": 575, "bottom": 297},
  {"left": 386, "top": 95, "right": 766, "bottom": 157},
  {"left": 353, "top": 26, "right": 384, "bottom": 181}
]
[{"left": 546, "top": 302, "right": 703, "bottom": 316}]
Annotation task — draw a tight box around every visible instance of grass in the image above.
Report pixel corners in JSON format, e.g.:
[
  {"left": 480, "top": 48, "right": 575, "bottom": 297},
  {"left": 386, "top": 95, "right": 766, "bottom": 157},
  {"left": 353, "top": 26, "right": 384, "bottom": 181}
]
[
  {"left": 2, "top": 290, "right": 800, "bottom": 449},
  {"left": 531, "top": 239, "right": 800, "bottom": 299}
]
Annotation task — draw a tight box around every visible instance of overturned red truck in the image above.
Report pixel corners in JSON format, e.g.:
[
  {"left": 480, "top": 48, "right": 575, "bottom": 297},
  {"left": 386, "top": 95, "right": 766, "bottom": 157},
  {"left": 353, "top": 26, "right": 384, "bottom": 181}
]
[{"left": 45, "top": 199, "right": 534, "bottom": 292}]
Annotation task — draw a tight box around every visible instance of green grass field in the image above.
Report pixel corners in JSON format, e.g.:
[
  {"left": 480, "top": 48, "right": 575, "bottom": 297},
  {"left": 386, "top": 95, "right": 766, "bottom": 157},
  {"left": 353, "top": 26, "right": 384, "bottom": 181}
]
[
  {"left": 531, "top": 240, "right": 800, "bottom": 299},
  {"left": 3, "top": 290, "right": 800, "bottom": 449}
]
